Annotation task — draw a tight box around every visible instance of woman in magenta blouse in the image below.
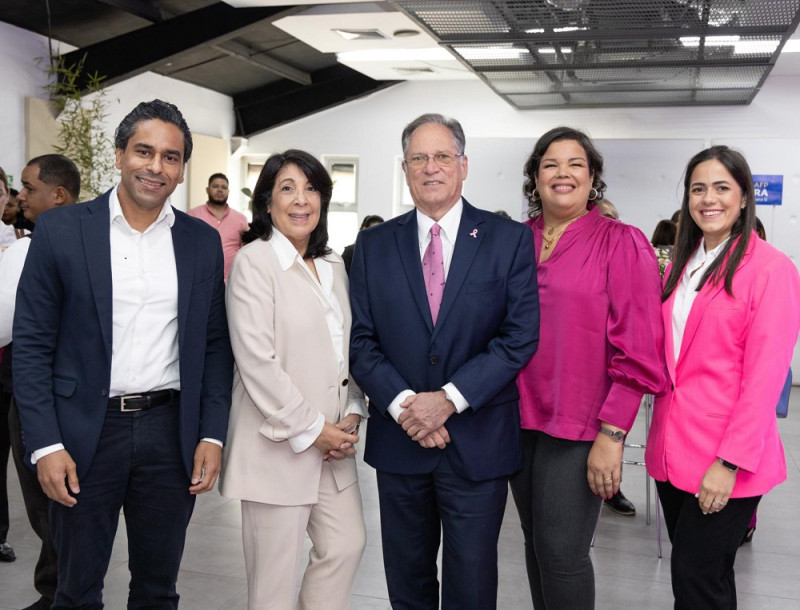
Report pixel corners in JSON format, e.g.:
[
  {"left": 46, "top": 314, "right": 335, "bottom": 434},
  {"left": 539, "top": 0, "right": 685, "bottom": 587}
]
[
  {"left": 511, "top": 126, "right": 667, "bottom": 609},
  {"left": 645, "top": 146, "right": 800, "bottom": 609}
]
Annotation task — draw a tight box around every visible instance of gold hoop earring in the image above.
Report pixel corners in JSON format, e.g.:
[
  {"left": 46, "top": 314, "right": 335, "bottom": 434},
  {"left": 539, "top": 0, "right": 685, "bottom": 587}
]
[
  {"left": 589, "top": 188, "right": 599, "bottom": 201},
  {"left": 532, "top": 188, "right": 540, "bottom": 201}
]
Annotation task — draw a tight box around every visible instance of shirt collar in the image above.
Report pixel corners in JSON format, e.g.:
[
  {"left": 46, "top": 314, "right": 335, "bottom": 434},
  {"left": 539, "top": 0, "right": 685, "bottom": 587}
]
[
  {"left": 109, "top": 184, "right": 175, "bottom": 231},
  {"left": 688, "top": 236, "right": 729, "bottom": 270},
  {"left": 416, "top": 198, "right": 463, "bottom": 243},
  {"left": 270, "top": 227, "right": 339, "bottom": 271},
  {"left": 204, "top": 202, "right": 230, "bottom": 219}
]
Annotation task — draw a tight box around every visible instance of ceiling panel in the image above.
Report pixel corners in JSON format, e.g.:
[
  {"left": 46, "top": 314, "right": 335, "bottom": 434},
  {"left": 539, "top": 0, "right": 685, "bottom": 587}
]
[{"left": 394, "top": 0, "right": 800, "bottom": 108}]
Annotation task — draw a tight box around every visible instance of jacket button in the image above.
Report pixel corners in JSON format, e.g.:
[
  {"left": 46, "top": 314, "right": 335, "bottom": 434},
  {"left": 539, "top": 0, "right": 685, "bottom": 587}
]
[
  {"left": 429, "top": 356, "right": 439, "bottom": 365},
  {"left": 342, "top": 379, "right": 348, "bottom": 386}
]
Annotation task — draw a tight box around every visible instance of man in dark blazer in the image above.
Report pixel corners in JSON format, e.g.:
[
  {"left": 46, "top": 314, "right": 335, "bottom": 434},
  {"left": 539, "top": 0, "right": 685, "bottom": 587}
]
[
  {"left": 12, "top": 99, "right": 233, "bottom": 609},
  {"left": 349, "top": 113, "right": 540, "bottom": 609}
]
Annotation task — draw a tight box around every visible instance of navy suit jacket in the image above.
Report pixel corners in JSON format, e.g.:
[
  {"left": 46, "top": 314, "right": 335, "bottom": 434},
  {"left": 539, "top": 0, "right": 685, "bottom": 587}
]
[
  {"left": 12, "top": 190, "right": 233, "bottom": 479},
  {"left": 349, "top": 200, "right": 539, "bottom": 481}
]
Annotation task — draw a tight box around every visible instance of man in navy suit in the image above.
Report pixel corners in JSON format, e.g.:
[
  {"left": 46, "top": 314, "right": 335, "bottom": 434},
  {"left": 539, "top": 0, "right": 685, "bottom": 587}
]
[
  {"left": 349, "top": 113, "right": 540, "bottom": 609},
  {"left": 12, "top": 100, "right": 233, "bottom": 609}
]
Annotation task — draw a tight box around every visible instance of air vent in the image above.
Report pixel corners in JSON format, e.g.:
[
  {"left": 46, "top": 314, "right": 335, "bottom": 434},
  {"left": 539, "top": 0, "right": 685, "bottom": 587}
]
[{"left": 332, "top": 29, "right": 389, "bottom": 41}]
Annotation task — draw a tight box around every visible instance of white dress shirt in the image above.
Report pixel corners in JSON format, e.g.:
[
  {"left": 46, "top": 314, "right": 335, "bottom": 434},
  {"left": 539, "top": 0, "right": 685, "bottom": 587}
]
[
  {"left": 387, "top": 199, "right": 470, "bottom": 422},
  {"left": 672, "top": 237, "right": 729, "bottom": 362},
  {"left": 108, "top": 186, "right": 180, "bottom": 396},
  {"left": 269, "top": 229, "right": 367, "bottom": 453},
  {"left": 0, "top": 223, "right": 20, "bottom": 251},
  {"left": 0, "top": 236, "right": 31, "bottom": 347}
]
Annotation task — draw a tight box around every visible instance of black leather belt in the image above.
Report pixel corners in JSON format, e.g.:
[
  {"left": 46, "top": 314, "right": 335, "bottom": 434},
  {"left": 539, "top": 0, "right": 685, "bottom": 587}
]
[{"left": 108, "top": 389, "right": 179, "bottom": 412}]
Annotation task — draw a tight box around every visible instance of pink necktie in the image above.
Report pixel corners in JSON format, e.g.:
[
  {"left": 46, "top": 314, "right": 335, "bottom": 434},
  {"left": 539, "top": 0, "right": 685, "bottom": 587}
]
[{"left": 423, "top": 223, "right": 445, "bottom": 325}]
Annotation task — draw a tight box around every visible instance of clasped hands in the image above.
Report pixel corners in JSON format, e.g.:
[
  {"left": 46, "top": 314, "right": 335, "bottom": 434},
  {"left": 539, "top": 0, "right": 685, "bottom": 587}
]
[
  {"left": 315, "top": 414, "right": 362, "bottom": 461},
  {"left": 397, "top": 390, "right": 454, "bottom": 449}
]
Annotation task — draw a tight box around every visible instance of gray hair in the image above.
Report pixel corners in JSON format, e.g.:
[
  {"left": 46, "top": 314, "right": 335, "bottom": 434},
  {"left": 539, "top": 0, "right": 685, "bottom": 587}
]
[{"left": 401, "top": 113, "right": 466, "bottom": 157}]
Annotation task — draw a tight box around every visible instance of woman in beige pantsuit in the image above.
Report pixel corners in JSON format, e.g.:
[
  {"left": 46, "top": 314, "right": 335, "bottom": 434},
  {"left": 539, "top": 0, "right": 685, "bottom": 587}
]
[{"left": 220, "top": 149, "right": 367, "bottom": 609}]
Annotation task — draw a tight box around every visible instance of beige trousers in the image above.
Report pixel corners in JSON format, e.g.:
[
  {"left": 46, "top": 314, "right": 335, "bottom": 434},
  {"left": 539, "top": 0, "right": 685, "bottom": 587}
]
[{"left": 241, "top": 462, "right": 366, "bottom": 609}]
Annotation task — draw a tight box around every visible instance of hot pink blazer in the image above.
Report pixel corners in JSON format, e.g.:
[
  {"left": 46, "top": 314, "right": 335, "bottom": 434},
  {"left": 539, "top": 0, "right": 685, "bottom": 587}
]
[{"left": 646, "top": 233, "right": 800, "bottom": 498}]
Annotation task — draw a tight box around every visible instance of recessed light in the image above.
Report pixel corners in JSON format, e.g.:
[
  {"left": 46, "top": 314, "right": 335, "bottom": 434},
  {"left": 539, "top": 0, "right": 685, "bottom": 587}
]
[{"left": 393, "top": 29, "right": 420, "bottom": 38}]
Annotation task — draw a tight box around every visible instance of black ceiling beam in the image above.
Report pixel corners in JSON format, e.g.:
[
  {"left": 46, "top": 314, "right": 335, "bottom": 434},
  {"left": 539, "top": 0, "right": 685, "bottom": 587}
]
[
  {"left": 97, "top": 0, "right": 163, "bottom": 23},
  {"left": 233, "top": 65, "right": 400, "bottom": 137},
  {"left": 59, "top": 2, "right": 286, "bottom": 90}
]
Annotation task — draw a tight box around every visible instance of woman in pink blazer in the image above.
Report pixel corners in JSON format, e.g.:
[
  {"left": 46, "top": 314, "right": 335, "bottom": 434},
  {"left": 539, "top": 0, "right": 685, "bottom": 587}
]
[
  {"left": 220, "top": 150, "right": 366, "bottom": 609},
  {"left": 646, "top": 145, "right": 800, "bottom": 609}
]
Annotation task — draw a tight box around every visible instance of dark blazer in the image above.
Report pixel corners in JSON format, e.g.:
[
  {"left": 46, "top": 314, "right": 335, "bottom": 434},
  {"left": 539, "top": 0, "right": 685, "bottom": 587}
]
[
  {"left": 12, "top": 190, "right": 233, "bottom": 479},
  {"left": 349, "top": 199, "right": 539, "bottom": 481}
]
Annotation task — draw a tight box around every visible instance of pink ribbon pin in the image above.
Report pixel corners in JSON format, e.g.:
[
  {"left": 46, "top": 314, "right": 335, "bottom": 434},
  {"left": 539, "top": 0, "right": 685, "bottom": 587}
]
[{"left": 469, "top": 229, "right": 478, "bottom": 238}]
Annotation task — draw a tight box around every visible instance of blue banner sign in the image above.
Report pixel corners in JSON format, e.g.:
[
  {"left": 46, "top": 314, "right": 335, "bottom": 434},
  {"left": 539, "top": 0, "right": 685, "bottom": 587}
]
[{"left": 752, "top": 175, "right": 783, "bottom": 205}]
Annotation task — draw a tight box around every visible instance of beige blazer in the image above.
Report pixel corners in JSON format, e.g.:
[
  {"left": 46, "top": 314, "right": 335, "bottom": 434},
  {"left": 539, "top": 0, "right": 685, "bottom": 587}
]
[{"left": 220, "top": 237, "right": 359, "bottom": 506}]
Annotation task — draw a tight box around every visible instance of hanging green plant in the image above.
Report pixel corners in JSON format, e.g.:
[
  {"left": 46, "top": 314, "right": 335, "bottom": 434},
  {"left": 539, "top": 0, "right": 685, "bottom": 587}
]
[{"left": 45, "top": 53, "right": 116, "bottom": 199}]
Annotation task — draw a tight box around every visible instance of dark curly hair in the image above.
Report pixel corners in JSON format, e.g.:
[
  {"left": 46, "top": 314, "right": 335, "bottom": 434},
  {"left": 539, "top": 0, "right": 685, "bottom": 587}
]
[
  {"left": 522, "top": 126, "right": 607, "bottom": 219},
  {"left": 241, "top": 149, "right": 332, "bottom": 259}
]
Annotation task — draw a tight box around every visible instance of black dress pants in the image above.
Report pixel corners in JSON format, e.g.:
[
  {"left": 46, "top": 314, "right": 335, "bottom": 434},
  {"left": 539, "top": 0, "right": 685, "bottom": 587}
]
[
  {"left": 656, "top": 479, "right": 761, "bottom": 610},
  {"left": 50, "top": 398, "right": 195, "bottom": 609},
  {"left": 8, "top": 396, "right": 58, "bottom": 604},
  {"left": 0, "top": 389, "right": 10, "bottom": 546}
]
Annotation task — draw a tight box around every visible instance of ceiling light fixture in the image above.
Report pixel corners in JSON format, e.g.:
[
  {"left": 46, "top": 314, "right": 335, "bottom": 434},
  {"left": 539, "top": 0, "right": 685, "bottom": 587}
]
[
  {"left": 537, "top": 47, "right": 573, "bottom": 54},
  {"left": 453, "top": 46, "right": 530, "bottom": 60}
]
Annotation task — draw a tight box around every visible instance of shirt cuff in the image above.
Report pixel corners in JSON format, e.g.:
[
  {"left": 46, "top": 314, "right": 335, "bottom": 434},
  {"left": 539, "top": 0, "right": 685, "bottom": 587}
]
[
  {"left": 387, "top": 389, "right": 416, "bottom": 422},
  {"left": 288, "top": 413, "right": 325, "bottom": 453},
  {"left": 31, "top": 443, "right": 65, "bottom": 465},
  {"left": 345, "top": 396, "right": 368, "bottom": 419},
  {"left": 443, "top": 382, "right": 469, "bottom": 413},
  {"left": 200, "top": 438, "right": 223, "bottom": 448}
]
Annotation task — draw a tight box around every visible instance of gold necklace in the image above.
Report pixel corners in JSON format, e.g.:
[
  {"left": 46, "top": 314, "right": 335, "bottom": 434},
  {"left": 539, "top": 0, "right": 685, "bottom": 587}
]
[{"left": 542, "top": 209, "right": 588, "bottom": 250}]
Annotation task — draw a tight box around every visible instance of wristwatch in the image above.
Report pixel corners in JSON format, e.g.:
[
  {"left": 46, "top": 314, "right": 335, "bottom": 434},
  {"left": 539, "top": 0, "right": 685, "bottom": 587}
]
[
  {"left": 718, "top": 458, "right": 739, "bottom": 472},
  {"left": 598, "top": 427, "right": 625, "bottom": 442}
]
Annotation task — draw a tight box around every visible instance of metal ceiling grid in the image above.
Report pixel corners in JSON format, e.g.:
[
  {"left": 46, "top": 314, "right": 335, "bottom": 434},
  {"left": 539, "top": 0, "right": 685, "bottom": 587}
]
[{"left": 393, "top": 0, "right": 800, "bottom": 108}]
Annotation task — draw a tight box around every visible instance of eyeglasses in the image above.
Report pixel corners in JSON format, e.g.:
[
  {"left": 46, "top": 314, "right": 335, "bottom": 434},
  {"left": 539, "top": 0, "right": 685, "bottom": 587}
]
[{"left": 404, "top": 153, "right": 465, "bottom": 169}]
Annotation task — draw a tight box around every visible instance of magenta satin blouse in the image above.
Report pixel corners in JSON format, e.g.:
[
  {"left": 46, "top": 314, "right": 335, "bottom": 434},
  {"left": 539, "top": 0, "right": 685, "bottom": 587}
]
[{"left": 516, "top": 206, "right": 667, "bottom": 441}]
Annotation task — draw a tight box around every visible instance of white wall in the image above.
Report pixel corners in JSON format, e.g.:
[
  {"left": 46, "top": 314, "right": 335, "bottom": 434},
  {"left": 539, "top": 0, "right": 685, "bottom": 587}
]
[
  {"left": 0, "top": 20, "right": 235, "bottom": 211},
  {"left": 0, "top": 21, "right": 53, "bottom": 185},
  {"left": 247, "top": 77, "right": 800, "bottom": 262}
]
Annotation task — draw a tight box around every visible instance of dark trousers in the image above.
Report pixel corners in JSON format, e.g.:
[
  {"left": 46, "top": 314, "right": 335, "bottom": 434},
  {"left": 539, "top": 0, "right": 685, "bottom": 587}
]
[
  {"left": 656, "top": 479, "right": 761, "bottom": 610},
  {"left": 9, "top": 396, "right": 58, "bottom": 604},
  {"left": 50, "top": 399, "right": 195, "bottom": 610},
  {"left": 376, "top": 453, "right": 508, "bottom": 610},
  {"left": 0, "top": 390, "right": 10, "bottom": 545},
  {"left": 509, "top": 430, "right": 601, "bottom": 610}
]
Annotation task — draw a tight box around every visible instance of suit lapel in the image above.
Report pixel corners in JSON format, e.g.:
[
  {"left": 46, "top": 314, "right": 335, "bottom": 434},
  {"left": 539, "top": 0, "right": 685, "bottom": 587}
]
[
  {"left": 171, "top": 210, "right": 193, "bottom": 351},
  {"left": 434, "top": 200, "right": 484, "bottom": 334},
  {"left": 81, "top": 194, "right": 113, "bottom": 361},
  {"left": 395, "top": 211, "right": 434, "bottom": 333},
  {"left": 676, "top": 234, "right": 754, "bottom": 371}
]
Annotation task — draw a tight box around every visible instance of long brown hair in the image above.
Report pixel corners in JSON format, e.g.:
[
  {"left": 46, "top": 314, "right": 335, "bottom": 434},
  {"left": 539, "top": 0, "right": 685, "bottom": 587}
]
[{"left": 662, "top": 145, "right": 755, "bottom": 301}]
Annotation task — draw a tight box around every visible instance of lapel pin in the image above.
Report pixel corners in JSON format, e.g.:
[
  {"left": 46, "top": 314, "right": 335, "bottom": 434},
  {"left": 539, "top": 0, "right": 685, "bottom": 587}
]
[{"left": 469, "top": 229, "right": 478, "bottom": 238}]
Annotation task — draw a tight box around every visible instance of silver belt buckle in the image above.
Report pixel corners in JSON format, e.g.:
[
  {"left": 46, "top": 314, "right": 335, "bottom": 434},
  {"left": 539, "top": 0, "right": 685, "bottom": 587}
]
[{"left": 119, "top": 394, "right": 143, "bottom": 412}]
